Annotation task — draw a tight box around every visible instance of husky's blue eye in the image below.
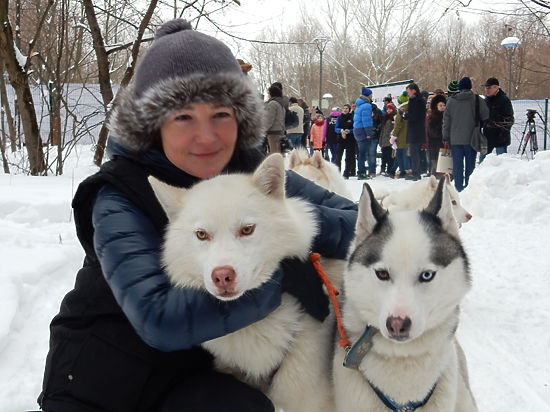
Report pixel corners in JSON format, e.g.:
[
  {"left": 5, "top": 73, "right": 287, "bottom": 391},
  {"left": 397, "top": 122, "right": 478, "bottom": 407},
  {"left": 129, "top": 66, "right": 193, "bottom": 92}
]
[
  {"left": 375, "top": 270, "right": 390, "bottom": 281},
  {"left": 419, "top": 271, "right": 436, "bottom": 282}
]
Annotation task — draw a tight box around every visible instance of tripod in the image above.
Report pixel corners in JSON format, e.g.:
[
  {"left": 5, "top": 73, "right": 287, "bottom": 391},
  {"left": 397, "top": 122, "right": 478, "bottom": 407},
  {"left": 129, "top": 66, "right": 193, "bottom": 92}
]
[{"left": 518, "top": 112, "right": 539, "bottom": 158}]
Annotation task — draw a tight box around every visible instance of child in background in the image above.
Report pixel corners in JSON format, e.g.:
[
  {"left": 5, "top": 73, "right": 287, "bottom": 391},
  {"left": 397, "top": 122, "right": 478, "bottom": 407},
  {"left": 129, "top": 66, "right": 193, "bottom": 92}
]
[{"left": 309, "top": 113, "right": 326, "bottom": 155}]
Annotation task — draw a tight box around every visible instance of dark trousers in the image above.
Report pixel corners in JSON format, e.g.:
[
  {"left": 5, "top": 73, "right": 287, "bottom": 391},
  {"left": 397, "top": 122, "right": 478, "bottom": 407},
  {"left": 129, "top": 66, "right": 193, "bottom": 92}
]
[
  {"left": 162, "top": 370, "right": 274, "bottom": 412},
  {"left": 409, "top": 142, "right": 422, "bottom": 178},
  {"left": 337, "top": 137, "right": 357, "bottom": 176},
  {"left": 380, "top": 146, "right": 395, "bottom": 173}
]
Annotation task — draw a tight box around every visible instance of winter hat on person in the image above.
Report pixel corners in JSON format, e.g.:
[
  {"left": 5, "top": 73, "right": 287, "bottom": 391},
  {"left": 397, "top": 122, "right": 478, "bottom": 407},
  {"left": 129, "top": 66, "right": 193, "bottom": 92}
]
[
  {"left": 429, "top": 93, "right": 447, "bottom": 112},
  {"left": 109, "top": 19, "right": 265, "bottom": 152},
  {"left": 483, "top": 77, "right": 499, "bottom": 87},
  {"left": 386, "top": 103, "right": 396, "bottom": 112},
  {"left": 458, "top": 76, "right": 472, "bottom": 90},
  {"left": 397, "top": 91, "right": 409, "bottom": 104},
  {"left": 361, "top": 86, "right": 373, "bottom": 97},
  {"left": 447, "top": 80, "right": 459, "bottom": 94}
]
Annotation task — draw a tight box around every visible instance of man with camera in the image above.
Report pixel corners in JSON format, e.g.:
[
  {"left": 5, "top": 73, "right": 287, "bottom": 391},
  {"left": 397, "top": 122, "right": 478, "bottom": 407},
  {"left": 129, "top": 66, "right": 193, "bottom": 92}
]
[{"left": 480, "top": 77, "right": 515, "bottom": 162}]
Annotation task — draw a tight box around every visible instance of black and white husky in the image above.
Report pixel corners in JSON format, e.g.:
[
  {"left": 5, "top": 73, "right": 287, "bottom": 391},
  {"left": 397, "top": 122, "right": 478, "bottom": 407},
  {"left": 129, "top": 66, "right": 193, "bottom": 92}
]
[
  {"left": 149, "top": 154, "right": 335, "bottom": 412},
  {"left": 333, "top": 179, "right": 478, "bottom": 411}
]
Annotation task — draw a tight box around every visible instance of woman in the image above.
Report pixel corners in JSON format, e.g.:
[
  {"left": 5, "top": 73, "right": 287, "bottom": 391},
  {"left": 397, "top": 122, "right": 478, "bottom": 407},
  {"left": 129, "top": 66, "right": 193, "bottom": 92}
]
[
  {"left": 379, "top": 103, "right": 396, "bottom": 175},
  {"left": 309, "top": 113, "right": 326, "bottom": 154},
  {"left": 38, "top": 20, "right": 357, "bottom": 412},
  {"left": 426, "top": 94, "right": 447, "bottom": 176}
]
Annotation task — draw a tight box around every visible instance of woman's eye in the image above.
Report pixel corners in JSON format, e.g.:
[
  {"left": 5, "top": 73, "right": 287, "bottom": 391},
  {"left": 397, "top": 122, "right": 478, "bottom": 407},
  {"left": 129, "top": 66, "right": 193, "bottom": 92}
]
[
  {"left": 175, "top": 114, "right": 192, "bottom": 121},
  {"left": 375, "top": 270, "right": 390, "bottom": 281},
  {"left": 419, "top": 271, "right": 436, "bottom": 282},
  {"left": 195, "top": 229, "right": 211, "bottom": 241},
  {"left": 239, "top": 224, "right": 256, "bottom": 236},
  {"left": 214, "top": 111, "right": 232, "bottom": 119}
]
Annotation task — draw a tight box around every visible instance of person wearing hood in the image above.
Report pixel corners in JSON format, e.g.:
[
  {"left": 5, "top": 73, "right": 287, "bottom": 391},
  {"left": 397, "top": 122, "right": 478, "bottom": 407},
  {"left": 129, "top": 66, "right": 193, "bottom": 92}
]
[
  {"left": 335, "top": 104, "right": 356, "bottom": 179},
  {"left": 309, "top": 113, "right": 327, "bottom": 154},
  {"left": 354, "top": 87, "right": 376, "bottom": 179},
  {"left": 38, "top": 19, "right": 358, "bottom": 412},
  {"left": 427, "top": 94, "right": 447, "bottom": 176},
  {"left": 325, "top": 107, "right": 341, "bottom": 163},
  {"left": 443, "top": 76, "right": 489, "bottom": 191}
]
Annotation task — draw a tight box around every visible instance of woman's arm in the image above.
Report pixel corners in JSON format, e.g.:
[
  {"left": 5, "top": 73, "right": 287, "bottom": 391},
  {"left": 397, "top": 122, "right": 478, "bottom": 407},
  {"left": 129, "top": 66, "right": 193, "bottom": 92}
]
[{"left": 92, "top": 185, "right": 282, "bottom": 352}]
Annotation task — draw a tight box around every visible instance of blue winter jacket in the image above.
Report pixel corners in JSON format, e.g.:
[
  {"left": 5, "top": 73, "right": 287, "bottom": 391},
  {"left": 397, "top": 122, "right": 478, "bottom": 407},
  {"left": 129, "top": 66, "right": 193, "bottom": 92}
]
[
  {"left": 353, "top": 96, "right": 374, "bottom": 142},
  {"left": 92, "top": 140, "right": 357, "bottom": 352}
]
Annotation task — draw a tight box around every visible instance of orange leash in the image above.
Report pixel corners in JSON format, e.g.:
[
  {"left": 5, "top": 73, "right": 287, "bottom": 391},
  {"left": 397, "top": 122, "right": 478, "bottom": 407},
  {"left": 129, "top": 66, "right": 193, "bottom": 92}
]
[{"left": 309, "top": 253, "right": 352, "bottom": 349}]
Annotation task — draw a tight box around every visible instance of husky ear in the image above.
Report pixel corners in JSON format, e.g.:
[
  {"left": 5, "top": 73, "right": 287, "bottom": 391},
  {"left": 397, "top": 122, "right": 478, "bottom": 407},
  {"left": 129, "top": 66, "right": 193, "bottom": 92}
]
[
  {"left": 288, "top": 149, "right": 299, "bottom": 169},
  {"left": 252, "top": 153, "right": 285, "bottom": 199},
  {"left": 311, "top": 151, "right": 324, "bottom": 169},
  {"left": 356, "top": 183, "right": 387, "bottom": 243},
  {"left": 424, "top": 177, "right": 459, "bottom": 236},
  {"left": 148, "top": 176, "right": 186, "bottom": 221}
]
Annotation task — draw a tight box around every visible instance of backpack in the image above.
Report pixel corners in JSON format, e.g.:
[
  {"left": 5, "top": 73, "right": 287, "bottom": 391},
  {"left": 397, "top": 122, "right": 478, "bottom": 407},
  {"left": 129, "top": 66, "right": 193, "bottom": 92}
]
[{"left": 285, "top": 109, "right": 299, "bottom": 129}]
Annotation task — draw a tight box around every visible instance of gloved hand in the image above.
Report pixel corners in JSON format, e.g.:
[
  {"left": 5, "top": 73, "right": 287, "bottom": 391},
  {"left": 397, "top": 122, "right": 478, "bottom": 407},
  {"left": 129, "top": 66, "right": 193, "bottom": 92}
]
[{"left": 280, "top": 257, "right": 329, "bottom": 322}]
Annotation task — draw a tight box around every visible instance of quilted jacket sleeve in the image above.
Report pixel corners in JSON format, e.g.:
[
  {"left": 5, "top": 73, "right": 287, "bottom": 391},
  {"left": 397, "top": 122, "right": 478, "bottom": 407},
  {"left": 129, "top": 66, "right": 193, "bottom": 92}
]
[
  {"left": 92, "top": 184, "right": 283, "bottom": 352},
  {"left": 285, "top": 171, "right": 357, "bottom": 258}
]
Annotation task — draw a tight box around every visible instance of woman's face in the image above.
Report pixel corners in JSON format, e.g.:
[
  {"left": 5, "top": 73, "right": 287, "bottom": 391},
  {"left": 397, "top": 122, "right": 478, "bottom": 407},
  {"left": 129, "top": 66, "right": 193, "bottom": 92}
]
[
  {"left": 160, "top": 103, "right": 238, "bottom": 179},
  {"left": 437, "top": 101, "right": 446, "bottom": 112}
]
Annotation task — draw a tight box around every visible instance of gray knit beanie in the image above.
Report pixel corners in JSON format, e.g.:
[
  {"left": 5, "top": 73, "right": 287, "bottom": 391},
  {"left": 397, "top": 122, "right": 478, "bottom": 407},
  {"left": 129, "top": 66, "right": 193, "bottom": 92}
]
[{"left": 109, "top": 19, "right": 265, "bottom": 152}]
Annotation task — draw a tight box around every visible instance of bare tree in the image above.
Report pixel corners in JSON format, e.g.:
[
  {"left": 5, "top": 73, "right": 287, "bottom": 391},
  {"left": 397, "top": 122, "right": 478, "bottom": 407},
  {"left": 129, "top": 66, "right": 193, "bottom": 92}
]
[{"left": 0, "top": 0, "right": 52, "bottom": 175}]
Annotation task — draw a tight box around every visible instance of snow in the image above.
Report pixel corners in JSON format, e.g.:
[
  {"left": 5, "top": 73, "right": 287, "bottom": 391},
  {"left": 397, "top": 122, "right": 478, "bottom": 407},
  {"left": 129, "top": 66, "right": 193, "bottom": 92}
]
[{"left": 1, "top": 146, "right": 549, "bottom": 411}]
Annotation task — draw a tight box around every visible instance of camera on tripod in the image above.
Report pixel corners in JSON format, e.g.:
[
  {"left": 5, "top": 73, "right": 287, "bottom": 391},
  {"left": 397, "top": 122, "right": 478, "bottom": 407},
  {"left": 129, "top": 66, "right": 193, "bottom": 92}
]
[{"left": 526, "top": 109, "right": 537, "bottom": 121}]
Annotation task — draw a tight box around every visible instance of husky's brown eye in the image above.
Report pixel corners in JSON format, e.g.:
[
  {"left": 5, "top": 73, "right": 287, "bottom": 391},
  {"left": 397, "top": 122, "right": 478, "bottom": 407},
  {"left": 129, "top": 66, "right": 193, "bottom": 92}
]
[
  {"left": 239, "top": 224, "right": 256, "bottom": 236},
  {"left": 375, "top": 270, "right": 390, "bottom": 281},
  {"left": 452, "top": 200, "right": 457, "bottom": 205},
  {"left": 195, "top": 229, "right": 210, "bottom": 241}
]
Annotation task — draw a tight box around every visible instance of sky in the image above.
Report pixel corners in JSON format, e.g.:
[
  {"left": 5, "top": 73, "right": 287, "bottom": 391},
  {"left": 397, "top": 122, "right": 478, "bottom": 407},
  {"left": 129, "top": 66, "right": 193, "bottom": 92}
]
[{"left": 0, "top": 146, "right": 549, "bottom": 410}]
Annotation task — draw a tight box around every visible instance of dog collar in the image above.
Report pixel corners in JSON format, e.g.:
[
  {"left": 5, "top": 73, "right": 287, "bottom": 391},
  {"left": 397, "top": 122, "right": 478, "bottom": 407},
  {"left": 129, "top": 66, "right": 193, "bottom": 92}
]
[
  {"left": 343, "top": 324, "right": 377, "bottom": 369},
  {"left": 367, "top": 379, "right": 437, "bottom": 412}
]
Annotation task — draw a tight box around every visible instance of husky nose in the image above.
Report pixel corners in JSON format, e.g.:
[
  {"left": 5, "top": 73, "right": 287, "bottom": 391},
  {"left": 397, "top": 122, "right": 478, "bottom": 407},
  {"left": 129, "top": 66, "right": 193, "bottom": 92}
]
[
  {"left": 465, "top": 213, "right": 472, "bottom": 221},
  {"left": 211, "top": 266, "right": 236, "bottom": 289},
  {"left": 386, "top": 316, "right": 411, "bottom": 340}
]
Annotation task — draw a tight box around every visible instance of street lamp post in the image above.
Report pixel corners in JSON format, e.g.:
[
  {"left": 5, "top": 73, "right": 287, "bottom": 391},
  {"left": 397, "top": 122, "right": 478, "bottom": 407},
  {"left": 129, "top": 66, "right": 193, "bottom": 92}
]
[
  {"left": 313, "top": 36, "right": 329, "bottom": 109},
  {"left": 501, "top": 36, "right": 521, "bottom": 98}
]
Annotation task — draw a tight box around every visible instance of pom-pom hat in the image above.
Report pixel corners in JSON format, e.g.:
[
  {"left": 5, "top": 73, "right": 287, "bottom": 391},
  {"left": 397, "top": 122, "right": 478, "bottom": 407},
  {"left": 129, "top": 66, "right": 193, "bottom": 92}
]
[
  {"left": 361, "top": 86, "right": 373, "bottom": 97},
  {"left": 109, "top": 19, "right": 264, "bottom": 152}
]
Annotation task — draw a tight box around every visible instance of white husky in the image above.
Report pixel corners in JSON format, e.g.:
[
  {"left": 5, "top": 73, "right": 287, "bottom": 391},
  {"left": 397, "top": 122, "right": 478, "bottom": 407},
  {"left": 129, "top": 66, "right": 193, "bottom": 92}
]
[
  {"left": 149, "top": 154, "right": 334, "bottom": 412},
  {"left": 333, "top": 179, "right": 477, "bottom": 411},
  {"left": 379, "top": 174, "right": 472, "bottom": 226},
  {"left": 287, "top": 148, "right": 353, "bottom": 199}
]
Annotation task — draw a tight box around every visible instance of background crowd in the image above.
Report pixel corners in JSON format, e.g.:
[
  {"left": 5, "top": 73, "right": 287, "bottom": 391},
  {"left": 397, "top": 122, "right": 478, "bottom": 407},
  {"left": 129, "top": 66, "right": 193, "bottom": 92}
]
[{"left": 265, "top": 76, "right": 514, "bottom": 192}]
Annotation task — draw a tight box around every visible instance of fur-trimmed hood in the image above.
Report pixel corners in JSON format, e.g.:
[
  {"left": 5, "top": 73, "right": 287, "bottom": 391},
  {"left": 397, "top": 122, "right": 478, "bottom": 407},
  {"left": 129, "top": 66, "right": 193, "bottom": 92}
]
[{"left": 108, "top": 72, "right": 266, "bottom": 153}]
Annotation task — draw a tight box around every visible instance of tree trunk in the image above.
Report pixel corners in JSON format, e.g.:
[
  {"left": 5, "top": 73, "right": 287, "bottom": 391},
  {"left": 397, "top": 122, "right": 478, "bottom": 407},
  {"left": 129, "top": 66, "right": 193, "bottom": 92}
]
[
  {"left": 0, "top": 1, "right": 45, "bottom": 174},
  {"left": 85, "top": 0, "right": 158, "bottom": 166},
  {"left": 0, "top": 58, "right": 17, "bottom": 152}
]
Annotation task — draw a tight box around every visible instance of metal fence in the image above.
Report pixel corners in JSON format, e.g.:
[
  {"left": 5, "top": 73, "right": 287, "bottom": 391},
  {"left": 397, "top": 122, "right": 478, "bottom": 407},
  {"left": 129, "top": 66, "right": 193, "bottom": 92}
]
[{"left": 1, "top": 83, "right": 548, "bottom": 154}]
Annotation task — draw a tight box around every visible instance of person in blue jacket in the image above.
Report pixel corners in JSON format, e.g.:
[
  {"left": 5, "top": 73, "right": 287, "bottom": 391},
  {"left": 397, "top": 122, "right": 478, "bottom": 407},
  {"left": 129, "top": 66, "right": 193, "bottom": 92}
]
[
  {"left": 353, "top": 87, "right": 376, "bottom": 179},
  {"left": 38, "top": 20, "right": 357, "bottom": 412}
]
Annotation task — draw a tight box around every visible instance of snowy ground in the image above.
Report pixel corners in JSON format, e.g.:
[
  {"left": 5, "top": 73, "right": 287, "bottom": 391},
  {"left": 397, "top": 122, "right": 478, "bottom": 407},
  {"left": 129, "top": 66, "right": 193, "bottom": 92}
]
[{"left": 1, "top": 146, "right": 549, "bottom": 411}]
